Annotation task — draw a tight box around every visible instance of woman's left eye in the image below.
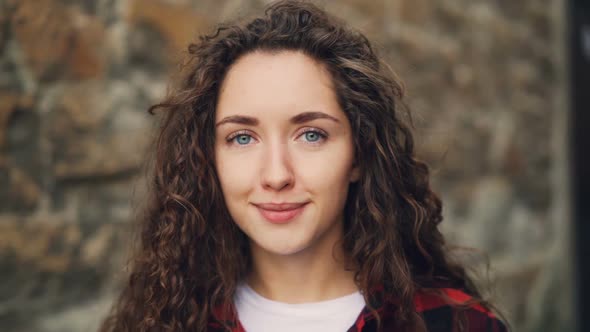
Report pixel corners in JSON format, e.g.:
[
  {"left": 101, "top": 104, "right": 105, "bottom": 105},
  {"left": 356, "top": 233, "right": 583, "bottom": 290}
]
[{"left": 298, "top": 129, "right": 327, "bottom": 144}]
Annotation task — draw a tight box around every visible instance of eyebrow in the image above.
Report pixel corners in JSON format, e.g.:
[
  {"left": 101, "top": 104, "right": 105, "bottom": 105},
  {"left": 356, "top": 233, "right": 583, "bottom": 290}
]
[{"left": 215, "top": 111, "right": 340, "bottom": 128}]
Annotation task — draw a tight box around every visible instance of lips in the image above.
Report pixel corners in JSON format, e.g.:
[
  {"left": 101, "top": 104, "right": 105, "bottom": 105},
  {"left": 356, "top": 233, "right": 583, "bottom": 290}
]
[{"left": 254, "top": 202, "right": 308, "bottom": 224}]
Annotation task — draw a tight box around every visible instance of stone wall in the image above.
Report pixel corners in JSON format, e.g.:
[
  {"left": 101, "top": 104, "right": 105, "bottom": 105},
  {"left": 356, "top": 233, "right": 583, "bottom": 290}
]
[{"left": 0, "top": 0, "right": 573, "bottom": 331}]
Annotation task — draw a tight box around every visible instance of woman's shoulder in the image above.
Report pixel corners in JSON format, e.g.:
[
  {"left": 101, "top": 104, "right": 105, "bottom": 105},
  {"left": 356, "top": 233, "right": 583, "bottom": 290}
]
[
  {"left": 356, "top": 287, "right": 507, "bottom": 332},
  {"left": 414, "top": 288, "right": 508, "bottom": 332}
]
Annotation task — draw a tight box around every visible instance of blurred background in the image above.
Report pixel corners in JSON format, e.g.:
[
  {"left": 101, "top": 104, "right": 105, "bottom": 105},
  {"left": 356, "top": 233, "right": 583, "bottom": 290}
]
[{"left": 0, "top": 0, "right": 584, "bottom": 331}]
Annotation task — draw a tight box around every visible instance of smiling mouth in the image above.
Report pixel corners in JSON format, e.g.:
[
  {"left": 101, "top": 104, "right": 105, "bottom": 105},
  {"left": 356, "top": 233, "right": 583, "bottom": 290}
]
[{"left": 253, "top": 202, "right": 309, "bottom": 224}]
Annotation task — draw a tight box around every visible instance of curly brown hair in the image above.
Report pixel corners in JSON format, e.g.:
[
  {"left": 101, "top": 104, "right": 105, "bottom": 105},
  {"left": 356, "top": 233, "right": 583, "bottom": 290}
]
[{"left": 100, "top": 1, "right": 501, "bottom": 331}]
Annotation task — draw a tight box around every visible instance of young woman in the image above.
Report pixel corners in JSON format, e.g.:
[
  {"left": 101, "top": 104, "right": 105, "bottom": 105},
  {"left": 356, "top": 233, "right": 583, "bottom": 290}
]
[{"left": 100, "top": 1, "right": 508, "bottom": 331}]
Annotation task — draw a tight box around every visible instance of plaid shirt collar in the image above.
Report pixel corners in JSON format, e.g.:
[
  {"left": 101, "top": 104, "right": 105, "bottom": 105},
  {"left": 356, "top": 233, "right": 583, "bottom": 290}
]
[{"left": 207, "top": 287, "right": 506, "bottom": 332}]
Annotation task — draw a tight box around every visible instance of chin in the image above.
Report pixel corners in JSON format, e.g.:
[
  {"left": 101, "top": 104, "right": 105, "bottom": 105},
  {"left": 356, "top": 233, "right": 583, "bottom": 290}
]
[{"left": 255, "top": 237, "right": 311, "bottom": 256}]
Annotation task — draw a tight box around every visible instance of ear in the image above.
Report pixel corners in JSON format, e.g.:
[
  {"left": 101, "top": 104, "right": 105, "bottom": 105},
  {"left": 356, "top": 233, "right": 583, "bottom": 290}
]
[{"left": 349, "top": 163, "right": 360, "bottom": 183}]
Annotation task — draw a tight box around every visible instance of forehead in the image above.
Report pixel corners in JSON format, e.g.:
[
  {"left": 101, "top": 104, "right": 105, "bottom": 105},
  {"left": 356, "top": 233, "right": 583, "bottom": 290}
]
[{"left": 215, "top": 50, "right": 342, "bottom": 120}]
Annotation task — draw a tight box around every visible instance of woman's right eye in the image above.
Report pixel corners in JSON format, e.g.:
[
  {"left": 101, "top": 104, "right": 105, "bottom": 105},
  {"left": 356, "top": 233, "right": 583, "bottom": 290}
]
[
  {"left": 226, "top": 131, "right": 256, "bottom": 146},
  {"left": 234, "top": 134, "right": 252, "bottom": 145}
]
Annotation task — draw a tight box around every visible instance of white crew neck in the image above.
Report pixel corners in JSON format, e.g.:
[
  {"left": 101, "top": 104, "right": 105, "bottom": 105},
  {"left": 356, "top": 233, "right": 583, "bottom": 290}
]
[{"left": 234, "top": 282, "right": 366, "bottom": 332}]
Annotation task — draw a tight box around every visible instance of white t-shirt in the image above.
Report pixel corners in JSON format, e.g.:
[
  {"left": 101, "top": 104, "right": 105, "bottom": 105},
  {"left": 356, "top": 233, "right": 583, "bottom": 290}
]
[{"left": 234, "top": 283, "right": 366, "bottom": 332}]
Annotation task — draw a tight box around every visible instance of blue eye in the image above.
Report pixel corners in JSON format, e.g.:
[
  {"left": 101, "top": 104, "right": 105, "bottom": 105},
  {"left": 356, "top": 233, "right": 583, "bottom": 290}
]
[
  {"left": 234, "top": 134, "right": 252, "bottom": 145},
  {"left": 300, "top": 129, "right": 327, "bottom": 144},
  {"left": 304, "top": 131, "right": 321, "bottom": 142}
]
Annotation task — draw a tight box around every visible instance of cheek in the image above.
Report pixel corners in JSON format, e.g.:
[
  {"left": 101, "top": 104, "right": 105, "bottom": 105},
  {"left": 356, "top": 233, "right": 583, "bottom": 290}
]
[
  {"left": 215, "top": 150, "right": 258, "bottom": 199},
  {"left": 296, "top": 145, "right": 355, "bottom": 192}
]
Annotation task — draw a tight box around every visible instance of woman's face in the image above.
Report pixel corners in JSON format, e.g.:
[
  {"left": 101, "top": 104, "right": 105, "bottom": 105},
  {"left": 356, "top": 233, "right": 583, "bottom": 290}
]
[{"left": 214, "top": 51, "right": 359, "bottom": 257}]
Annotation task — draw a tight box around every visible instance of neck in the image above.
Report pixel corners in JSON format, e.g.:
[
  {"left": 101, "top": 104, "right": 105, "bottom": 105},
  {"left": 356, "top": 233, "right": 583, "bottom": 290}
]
[{"left": 247, "top": 223, "right": 358, "bottom": 303}]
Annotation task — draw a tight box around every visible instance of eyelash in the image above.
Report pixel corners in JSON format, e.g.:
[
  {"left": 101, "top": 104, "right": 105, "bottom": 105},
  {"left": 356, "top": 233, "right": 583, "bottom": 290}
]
[{"left": 225, "top": 128, "right": 328, "bottom": 147}]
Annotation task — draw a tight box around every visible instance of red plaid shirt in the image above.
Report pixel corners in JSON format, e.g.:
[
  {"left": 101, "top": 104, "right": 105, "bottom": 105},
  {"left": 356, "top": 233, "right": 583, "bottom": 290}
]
[{"left": 207, "top": 288, "right": 507, "bottom": 332}]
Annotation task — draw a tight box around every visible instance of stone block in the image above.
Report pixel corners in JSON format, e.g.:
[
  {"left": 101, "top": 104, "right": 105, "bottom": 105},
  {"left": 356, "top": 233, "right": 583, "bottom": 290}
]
[
  {"left": 43, "top": 81, "right": 151, "bottom": 181},
  {"left": 126, "top": 0, "right": 211, "bottom": 67},
  {"left": 11, "top": 0, "right": 107, "bottom": 81},
  {"left": 0, "top": 218, "right": 128, "bottom": 332},
  {"left": 0, "top": 92, "right": 41, "bottom": 214}
]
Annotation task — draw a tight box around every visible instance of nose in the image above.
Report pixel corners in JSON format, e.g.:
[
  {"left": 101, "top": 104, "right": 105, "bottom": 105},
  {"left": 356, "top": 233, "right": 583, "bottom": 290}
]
[{"left": 261, "top": 141, "right": 294, "bottom": 191}]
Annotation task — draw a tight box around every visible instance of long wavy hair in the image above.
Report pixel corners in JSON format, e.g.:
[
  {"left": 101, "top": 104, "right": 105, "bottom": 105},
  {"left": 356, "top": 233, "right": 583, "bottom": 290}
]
[{"left": 100, "top": 1, "right": 500, "bottom": 331}]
